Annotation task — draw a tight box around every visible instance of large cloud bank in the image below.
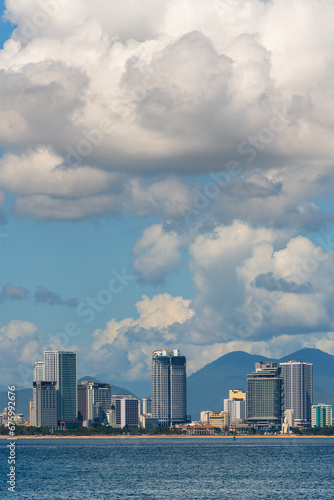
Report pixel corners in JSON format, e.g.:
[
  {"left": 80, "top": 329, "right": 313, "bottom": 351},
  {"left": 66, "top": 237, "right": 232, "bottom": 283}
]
[
  {"left": 2, "top": 0, "right": 334, "bottom": 384},
  {"left": 0, "top": 0, "right": 334, "bottom": 219}
]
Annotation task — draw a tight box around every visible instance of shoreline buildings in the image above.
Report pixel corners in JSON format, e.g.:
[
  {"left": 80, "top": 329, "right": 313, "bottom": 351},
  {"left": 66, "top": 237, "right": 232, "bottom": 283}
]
[
  {"left": 151, "top": 349, "right": 187, "bottom": 426},
  {"left": 280, "top": 360, "right": 313, "bottom": 427},
  {"left": 247, "top": 362, "right": 284, "bottom": 430},
  {"left": 31, "top": 350, "right": 77, "bottom": 426},
  {"left": 78, "top": 381, "right": 112, "bottom": 426},
  {"left": 25, "top": 349, "right": 328, "bottom": 433}
]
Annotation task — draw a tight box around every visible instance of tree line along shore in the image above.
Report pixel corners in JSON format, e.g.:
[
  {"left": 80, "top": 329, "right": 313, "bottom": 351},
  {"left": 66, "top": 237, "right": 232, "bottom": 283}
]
[{"left": 1, "top": 423, "right": 334, "bottom": 437}]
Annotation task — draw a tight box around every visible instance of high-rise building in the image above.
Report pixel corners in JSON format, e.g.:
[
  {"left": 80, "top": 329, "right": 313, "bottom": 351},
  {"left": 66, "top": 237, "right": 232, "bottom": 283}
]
[
  {"left": 312, "top": 404, "right": 332, "bottom": 427},
  {"left": 44, "top": 350, "right": 77, "bottom": 423},
  {"left": 86, "top": 382, "right": 111, "bottom": 421},
  {"left": 151, "top": 349, "right": 187, "bottom": 426},
  {"left": 224, "top": 398, "right": 246, "bottom": 422},
  {"left": 33, "top": 361, "right": 44, "bottom": 382},
  {"left": 280, "top": 360, "right": 313, "bottom": 426},
  {"left": 112, "top": 395, "right": 139, "bottom": 427},
  {"left": 247, "top": 362, "right": 284, "bottom": 429},
  {"left": 77, "top": 384, "right": 88, "bottom": 423},
  {"left": 32, "top": 381, "right": 58, "bottom": 427}
]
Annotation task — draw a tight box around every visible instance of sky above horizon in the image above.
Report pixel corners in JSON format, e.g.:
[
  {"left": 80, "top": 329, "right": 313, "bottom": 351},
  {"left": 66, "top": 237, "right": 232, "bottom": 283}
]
[{"left": 1, "top": 0, "right": 334, "bottom": 389}]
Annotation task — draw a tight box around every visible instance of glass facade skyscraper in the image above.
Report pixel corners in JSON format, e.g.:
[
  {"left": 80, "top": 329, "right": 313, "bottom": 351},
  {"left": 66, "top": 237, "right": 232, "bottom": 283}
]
[
  {"left": 280, "top": 360, "right": 313, "bottom": 426},
  {"left": 151, "top": 349, "right": 187, "bottom": 426},
  {"left": 247, "top": 362, "right": 284, "bottom": 429},
  {"left": 44, "top": 350, "right": 77, "bottom": 422}
]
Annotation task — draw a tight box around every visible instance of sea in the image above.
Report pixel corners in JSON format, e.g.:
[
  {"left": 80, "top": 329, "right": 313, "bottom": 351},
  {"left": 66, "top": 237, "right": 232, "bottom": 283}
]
[{"left": 1, "top": 437, "right": 334, "bottom": 499}]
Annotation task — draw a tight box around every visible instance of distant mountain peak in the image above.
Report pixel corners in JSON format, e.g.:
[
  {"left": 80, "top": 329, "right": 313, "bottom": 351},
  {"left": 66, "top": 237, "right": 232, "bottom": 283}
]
[{"left": 77, "top": 375, "right": 102, "bottom": 384}]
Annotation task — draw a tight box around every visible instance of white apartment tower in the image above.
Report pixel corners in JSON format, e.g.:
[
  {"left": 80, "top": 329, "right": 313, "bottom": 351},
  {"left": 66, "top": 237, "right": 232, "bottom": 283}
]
[
  {"left": 224, "top": 398, "right": 246, "bottom": 423},
  {"left": 280, "top": 360, "right": 313, "bottom": 426}
]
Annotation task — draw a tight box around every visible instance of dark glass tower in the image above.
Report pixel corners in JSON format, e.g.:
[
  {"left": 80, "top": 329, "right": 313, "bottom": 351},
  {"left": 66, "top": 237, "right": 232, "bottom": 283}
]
[
  {"left": 44, "top": 350, "right": 77, "bottom": 423},
  {"left": 247, "top": 362, "right": 284, "bottom": 429},
  {"left": 151, "top": 349, "right": 187, "bottom": 426}
]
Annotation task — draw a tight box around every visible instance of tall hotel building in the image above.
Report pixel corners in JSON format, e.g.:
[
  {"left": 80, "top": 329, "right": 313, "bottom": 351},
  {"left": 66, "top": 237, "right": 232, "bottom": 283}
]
[
  {"left": 32, "top": 381, "right": 58, "bottom": 427},
  {"left": 247, "top": 362, "right": 284, "bottom": 429},
  {"left": 280, "top": 360, "right": 313, "bottom": 426},
  {"left": 151, "top": 349, "right": 187, "bottom": 426},
  {"left": 44, "top": 350, "right": 77, "bottom": 422},
  {"left": 78, "top": 381, "right": 112, "bottom": 424}
]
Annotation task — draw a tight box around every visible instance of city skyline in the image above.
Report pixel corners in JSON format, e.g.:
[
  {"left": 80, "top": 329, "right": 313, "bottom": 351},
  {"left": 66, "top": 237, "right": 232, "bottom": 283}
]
[{"left": 3, "top": 346, "right": 334, "bottom": 433}]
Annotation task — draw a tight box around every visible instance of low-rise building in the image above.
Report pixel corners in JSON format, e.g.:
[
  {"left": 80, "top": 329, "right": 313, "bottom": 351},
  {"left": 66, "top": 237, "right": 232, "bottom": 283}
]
[
  {"left": 312, "top": 404, "right": 333, "bottom": 427},
  {"left": 208, "top": 411, "right": 230, "bottom": 430},
  {"left": 173, "top": 423, "right": 215, "bottom": 435},
  {"left": 140, "top": 415, "right": 160, "bottom": 429}
]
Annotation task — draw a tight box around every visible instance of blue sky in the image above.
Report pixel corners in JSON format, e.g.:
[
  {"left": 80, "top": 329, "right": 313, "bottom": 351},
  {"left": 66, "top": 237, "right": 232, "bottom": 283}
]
[
  {"left": 1, "top": 195, "right": 194, "bottom": 338},
  {"left": 0, "top": 1, "right": 13, "bottom": 47},
  {"left": 1, "top": 0, "right": 334, "bottom": 391}
]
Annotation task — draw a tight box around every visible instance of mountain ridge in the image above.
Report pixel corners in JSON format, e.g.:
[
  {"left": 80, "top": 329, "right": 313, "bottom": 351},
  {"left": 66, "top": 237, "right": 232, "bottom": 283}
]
[{"left": 187, "top": 348, "right": 334, "bottom": 419}]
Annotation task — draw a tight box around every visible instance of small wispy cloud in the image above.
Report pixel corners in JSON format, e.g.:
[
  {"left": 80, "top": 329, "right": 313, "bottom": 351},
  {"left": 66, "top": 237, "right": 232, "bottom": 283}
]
[
  {"left": 0, "top": 283, "right": 29, "bottom": 302},
  {"left": 34, "top": 286, "right": 78, "bottom": 308},
  {"left": 0, "top": 283, "right": 78, "bottom": 308}
]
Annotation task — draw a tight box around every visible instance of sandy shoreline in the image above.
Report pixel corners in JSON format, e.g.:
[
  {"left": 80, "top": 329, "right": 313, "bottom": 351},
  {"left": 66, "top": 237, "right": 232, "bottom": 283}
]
[{"left": 1, "top": 434, "right": 333, "bottom": 439}]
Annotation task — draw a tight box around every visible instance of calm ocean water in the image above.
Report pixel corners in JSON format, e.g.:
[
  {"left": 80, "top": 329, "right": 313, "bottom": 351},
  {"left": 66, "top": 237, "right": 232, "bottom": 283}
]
[{"left": 1, "top": 437, "right": 334, "bottom": 499}]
